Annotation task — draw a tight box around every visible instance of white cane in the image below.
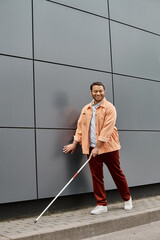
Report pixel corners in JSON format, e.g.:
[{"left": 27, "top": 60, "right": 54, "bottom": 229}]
[{"left": 34, "top": 154, "right": 92, "bottom": 223}]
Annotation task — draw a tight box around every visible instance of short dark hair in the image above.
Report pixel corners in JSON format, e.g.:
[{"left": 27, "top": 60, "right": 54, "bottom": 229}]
[{"left": 90, "top": 82, "right": 105, "bottom": 91}]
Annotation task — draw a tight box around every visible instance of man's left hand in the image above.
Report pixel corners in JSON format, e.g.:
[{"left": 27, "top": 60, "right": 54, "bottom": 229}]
[{"left": 91, "top": 147, "right": 99, "bottom": 158}]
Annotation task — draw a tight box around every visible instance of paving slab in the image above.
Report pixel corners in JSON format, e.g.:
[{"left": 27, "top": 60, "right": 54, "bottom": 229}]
[
  {"left": 0, "top": 196, "right": 160, "bottom": 240},
  {"left": 84, "top": 220, "right": 160, "bottom": 240}
]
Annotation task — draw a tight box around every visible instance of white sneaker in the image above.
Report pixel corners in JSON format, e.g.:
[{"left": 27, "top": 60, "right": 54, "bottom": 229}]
[
  {"left": 91, "top": 205, "right": 107, "bottom": 215},
  {"left": 124, "top": 197, "right": 133, "bottom": 210}
]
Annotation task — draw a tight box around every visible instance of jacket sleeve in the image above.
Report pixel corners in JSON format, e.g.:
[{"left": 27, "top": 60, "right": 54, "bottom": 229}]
[
  {"left": 98, "top": 106, "right": 117, "bottom": 143},
  {"left": 74, "top": 110, "right": 83, "bottom": 144}
]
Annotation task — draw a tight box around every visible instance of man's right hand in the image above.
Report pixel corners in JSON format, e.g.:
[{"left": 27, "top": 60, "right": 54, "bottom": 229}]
[{"left": 63, "top": 143, "right": 77, "bottom": 154}]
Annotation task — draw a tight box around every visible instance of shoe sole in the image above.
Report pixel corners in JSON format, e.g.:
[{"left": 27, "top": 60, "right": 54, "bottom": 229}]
[
  {"left": 91, "top": 210, "right": 108, "bottom": 215},
  {"left": 124, "top": 206, "right": 133, "bottom": 210}
]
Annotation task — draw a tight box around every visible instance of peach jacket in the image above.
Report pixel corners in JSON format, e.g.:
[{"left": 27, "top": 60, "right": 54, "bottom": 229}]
[{"left": 74, "top": 98, "right": 121, "bottom": 155}]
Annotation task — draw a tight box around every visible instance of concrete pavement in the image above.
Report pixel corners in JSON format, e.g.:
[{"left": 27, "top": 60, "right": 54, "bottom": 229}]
[
  {"left": 84, "top": 220, "right": 160, "bottom": 240},
  {"left": 0, "top": 195, "right": 160, "bottom": 240}
]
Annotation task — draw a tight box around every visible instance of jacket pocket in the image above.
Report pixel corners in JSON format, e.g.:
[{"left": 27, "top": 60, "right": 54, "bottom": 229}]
[{"left": 82, "top": 112, "right": 87, "bottom": 125}]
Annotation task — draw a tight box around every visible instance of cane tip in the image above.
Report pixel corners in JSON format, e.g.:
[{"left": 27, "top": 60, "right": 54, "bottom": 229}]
[{"left": 34, "top": 220, "right": 37, "bottom": 224}]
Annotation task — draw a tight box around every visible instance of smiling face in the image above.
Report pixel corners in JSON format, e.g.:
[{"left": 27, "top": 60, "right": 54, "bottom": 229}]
[{"left": 91, "top": 85, "right": 105, "bottom": 105}]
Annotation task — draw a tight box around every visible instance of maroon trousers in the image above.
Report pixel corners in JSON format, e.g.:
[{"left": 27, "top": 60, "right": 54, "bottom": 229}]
[{"left": 88, "top": 150, "right": 131, "bottom": 206}]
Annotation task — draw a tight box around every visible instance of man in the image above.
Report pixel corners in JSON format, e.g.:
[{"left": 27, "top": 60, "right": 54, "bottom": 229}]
[{"left": 63, "top": 82, "right": 132, "bottom": 215}]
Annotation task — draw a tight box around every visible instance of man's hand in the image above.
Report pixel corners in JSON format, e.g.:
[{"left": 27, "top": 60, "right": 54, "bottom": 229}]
[
  {"left": 63, "top": 143, "right": 77, "bottom": 154},
  {"left": 90, "top": 147, "right": 99, "bottom": 158},
  {"left": 89, "top": 140, "right": 104, "bottom": 158}
]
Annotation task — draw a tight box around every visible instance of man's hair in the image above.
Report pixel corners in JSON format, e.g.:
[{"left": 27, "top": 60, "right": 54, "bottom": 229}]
[{"left": 90, "top": 82, "right": 105, "bottom": 91}]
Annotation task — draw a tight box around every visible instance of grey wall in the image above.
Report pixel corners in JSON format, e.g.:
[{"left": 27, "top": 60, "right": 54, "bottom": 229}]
[{"left": 0, "top": 0, "right": 160, "bottom": 204}]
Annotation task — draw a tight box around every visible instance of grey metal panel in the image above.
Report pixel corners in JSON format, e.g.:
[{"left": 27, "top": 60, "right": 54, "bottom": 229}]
[
  {"left": 50, "top": 0, "right": 108, "bottom": 17},
  {"left": 35, "top": 62, "right": 113, "bottom": 128},
  {"left": 114, "top": 75, "right": 160, "bottom": 130},
  {"left": 36, "top": 129, "right": 93, "bottom": 198},
  {"left": 0, "top": 0, "right": 32, "bottom": 58},
  {"left": 110, "top": 22, "right": 160, "bottom": 80},
  {"left": 119, "top": 131, "right": 160, "bottom": 187},
  {"left": 0, "top": 56, "right": 34, "bottom": 127},
  {"left": 109, "top": 0, "right": 160, "bottom": 34},
  {"left": 34, "top": 0, "right": 111, "bottom": 71},
  {"left": 0, "top": 129, "right": 37, "bottom": 203}
]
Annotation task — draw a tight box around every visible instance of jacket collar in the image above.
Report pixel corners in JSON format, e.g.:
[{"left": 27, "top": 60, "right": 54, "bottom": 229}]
[{"left": 87, "top": 97, "right": 107, "bottom": 109}]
